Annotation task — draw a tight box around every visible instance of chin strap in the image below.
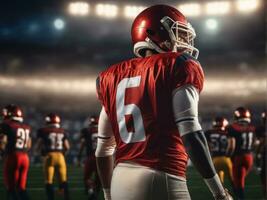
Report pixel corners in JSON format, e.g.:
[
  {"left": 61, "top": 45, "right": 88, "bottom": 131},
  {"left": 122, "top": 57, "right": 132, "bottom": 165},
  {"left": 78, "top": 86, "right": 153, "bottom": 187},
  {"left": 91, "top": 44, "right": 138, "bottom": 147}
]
[{"left": 133, "top": 37, "right": 166, "bottom": 57}]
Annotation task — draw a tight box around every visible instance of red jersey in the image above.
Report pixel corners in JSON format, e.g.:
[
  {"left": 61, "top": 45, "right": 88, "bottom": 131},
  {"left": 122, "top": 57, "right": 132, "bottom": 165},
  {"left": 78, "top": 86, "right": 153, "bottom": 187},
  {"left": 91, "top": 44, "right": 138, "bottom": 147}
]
[
  {"left": 96, "top": 52, "right": 204, "bottom": 177},
  {"left": 80, "top": 124, "right": 98, "bottom": 156},
  {"left": 0, "top": 120, "right": 31, "bottom": 154},
  {"left": 37, "top": 126, "right": 68, "bottom": 154},
  {"left": 205, "top": 128, "right": 229, "bottom": 157},
  {"left": 228, "top": 122, "right": 255, "bottom": 155}
]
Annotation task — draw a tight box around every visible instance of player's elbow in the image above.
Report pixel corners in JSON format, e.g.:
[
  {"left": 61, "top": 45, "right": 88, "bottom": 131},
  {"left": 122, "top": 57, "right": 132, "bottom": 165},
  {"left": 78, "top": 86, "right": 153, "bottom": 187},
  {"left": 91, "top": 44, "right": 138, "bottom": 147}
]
[{"left": 95, "top": 136, "right": 116, "bottom": 157}]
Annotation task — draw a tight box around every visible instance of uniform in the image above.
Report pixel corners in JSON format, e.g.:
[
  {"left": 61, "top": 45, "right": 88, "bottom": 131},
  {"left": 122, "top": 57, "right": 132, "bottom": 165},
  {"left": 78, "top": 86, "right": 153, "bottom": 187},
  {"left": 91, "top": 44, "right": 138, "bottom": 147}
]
[
  {"left": 37, "top": 126, "right": 68, "bottom": 184},
  {"left": 80, "top": 125, "right": 100, "bottom": 196},
  {"left": 0, "top": 120, "right": 31, "bottom": 191},
  {"left": 205, "top": 128, "right": 233, "bottom": 183},
  {"left": 97, "top": 52, "right": 204, "bottom": 199},
  {"left": 228, "top": 122, "right": 255, "bottom": 194}
]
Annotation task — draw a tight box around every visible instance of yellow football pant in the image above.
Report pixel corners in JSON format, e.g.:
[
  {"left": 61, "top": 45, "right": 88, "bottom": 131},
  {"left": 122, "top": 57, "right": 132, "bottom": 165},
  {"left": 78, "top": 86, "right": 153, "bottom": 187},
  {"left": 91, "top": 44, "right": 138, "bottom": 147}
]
[
  {"left": 212, "top": 156, "right": 233, "bottom": 183},
  {"left": 44, "top": 152, "right": 67, "bottom": 184}
]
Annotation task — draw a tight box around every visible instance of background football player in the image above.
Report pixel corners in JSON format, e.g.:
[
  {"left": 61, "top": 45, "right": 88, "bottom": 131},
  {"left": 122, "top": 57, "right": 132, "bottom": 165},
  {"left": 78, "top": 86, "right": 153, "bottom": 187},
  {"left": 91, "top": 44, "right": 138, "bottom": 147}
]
[
  {"left": 0, "top": 104, "right": 31, "bottom": 200},
  {"left": 255, "top": 111, "right": 266, "bottom": 198},
  {"left": 95, "top": 5, "right": 232, "bottom": 200},
  {"left": 227, "top": 107, "right": 255, "bottom": 200},
  {"left": 205, "top": 117, "right": 235, "bottom": 187},
  {"left": 35, "top": 113, "right": 70, "bottom": 200},
  {"left": 77, "top": 115, "right": 100, "bottom": 200}
]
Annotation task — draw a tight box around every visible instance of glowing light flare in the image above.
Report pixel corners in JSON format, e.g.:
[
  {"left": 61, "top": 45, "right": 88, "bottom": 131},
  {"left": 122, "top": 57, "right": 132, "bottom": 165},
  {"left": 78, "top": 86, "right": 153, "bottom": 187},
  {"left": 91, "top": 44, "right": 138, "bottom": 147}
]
[
  {"left": 124, "top": 6, "right": 146, "bottom": 18},
  {"left": 0, "top": 75, "right": 96, "bottom": 96},
  {"left": 178, "top": 3, "right": 201, "bottom": 17},
  {"left": 0, "top": 75, "right": 265, "bottom": 99},
  {"left": 205, "top": 1, "right": 231, "bottom": 15},
  {"left": 205, "top": 19, "right": 218, "bottom": 31},
  {"left": 54, "top": 18, "right": 65, "bottom": 30},
  {"left": 96, "top": 4, "right": 118, "bottom": 18},
  {"left": 68, "top": 2, "right": 90, "bottom": 16},
  {"left": 203, "top": 78, "right": 265, "bottom": 97},
  {"left": 236, "top": 0, "right": 260, "bottom": 13}
]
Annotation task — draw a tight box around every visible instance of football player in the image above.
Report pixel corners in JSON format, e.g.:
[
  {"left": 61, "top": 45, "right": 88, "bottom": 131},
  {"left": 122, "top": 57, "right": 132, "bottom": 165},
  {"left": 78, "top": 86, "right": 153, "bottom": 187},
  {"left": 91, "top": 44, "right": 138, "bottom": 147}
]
[
  {"left": 95, "top": 5, "right": 232, "bottom": 200},
  {"left": 205, "top": 117, "right": 234, "bottom": 185},
  {"left": 228, "top": 107, "right": 255, "bottom": 200},
  {"left": 35, "top": 113, "right": 70, "bottom": 200},
  {"left": 255, "top": 111, "right": 266, "bottom": 198},
  {"left": 77, "top": 115, "right": 100, "bottom": 200},
  {"left": 0, "top": 104, "right": 31, "bottom": 200}
]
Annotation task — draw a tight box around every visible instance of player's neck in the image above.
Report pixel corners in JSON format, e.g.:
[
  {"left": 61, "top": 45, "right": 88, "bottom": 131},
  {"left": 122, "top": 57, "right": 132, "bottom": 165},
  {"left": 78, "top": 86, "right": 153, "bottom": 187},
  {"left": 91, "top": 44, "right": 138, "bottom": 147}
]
[{"left": 145, "top": 50, "right": 155, "bottom": 57}]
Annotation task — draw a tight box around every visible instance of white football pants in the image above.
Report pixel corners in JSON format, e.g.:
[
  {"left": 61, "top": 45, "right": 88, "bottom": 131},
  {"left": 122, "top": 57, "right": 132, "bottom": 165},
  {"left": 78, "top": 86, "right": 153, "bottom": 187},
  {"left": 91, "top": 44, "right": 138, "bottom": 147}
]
[{"left": 111, "top": 162, "right": 191, "bottom": 200}]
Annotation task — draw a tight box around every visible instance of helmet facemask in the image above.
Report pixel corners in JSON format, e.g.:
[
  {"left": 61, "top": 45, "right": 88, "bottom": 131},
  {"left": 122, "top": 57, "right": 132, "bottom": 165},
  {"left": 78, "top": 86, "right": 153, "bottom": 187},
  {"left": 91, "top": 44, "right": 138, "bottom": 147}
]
[{"left": 160, "top": 16, "right": 199, "bottom": 59}]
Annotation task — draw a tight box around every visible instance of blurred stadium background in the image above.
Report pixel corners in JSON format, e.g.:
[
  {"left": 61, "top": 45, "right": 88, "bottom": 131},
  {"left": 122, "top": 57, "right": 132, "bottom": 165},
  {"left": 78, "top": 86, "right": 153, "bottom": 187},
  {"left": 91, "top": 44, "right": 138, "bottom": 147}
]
[{"left": 0, "top": 0, "right": 266, "bottom": 199}]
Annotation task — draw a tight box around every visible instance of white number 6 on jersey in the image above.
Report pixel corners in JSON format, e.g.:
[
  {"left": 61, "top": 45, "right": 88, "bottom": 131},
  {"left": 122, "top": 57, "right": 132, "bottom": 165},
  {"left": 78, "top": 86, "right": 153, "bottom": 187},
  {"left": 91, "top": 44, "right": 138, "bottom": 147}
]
[{"left": 116, "top": 76, "right": 146, "bottom": 144}]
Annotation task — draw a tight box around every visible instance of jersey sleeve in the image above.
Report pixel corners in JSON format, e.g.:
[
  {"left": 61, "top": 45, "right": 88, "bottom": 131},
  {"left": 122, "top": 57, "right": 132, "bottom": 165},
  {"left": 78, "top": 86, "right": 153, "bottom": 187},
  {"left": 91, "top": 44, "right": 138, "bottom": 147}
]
[
  {"left": 226, "top": 125, "right": 235, "bottom": 137},
  {"left": 171, "top": 54, "right": 204, "bottom": 93},
  {"left": 63, "top": 131, "right": 68, "bottom": 141}
]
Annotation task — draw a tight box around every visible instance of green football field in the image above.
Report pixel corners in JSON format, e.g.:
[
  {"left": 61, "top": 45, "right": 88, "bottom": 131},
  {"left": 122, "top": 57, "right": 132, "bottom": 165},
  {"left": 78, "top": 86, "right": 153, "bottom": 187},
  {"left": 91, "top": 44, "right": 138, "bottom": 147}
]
[{"left": 0, "top": 164, "right": 264, "bottom": 200}]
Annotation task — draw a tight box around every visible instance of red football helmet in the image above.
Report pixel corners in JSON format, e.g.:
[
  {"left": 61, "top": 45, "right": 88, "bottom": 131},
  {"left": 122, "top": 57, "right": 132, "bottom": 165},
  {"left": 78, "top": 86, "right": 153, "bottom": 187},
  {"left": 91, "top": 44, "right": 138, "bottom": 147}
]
[
  {"left": 3, "top": 104, "right": 23, "bottom": 122},
  {"left": 45, "top": 113, "right": 61, "bottom": 126},
  {"left": 212, "top": 117, "right": 229, "bottom": 130},
  {"left": 89, "top": 115, "right": 99, "bottom": 125},
  {"left": 234, "top": 107, "right": 251, "bottom": 122},
  {"left": 131, "top": 5, "right": 198, "bottom": 58}
]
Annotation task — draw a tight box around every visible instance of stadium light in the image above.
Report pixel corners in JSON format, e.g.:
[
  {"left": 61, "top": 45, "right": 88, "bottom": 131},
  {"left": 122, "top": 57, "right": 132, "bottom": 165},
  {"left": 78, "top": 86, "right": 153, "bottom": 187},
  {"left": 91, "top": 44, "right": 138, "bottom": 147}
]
[
  {"left": 205, "top": 18, "right": 218, "bottom": 31},
  {"left": 68, "top": 2, "right": 90, "bottom": 16},
  {"left": 54, "top": 18, "right": 65, "bottom": 30},
  {"left": 96, "top": 4, "right": 118, "bottom": 18},
  {"left": 178, "top": 3, "right": 201, "bottom": 17},
  {"left": 205, "top": 1, "right": 231, "bottom": 15},
  {"left": 124, "top": 6, "right": 146, "bottom": 18},
  {"left": 236, "top": 0, "right": 260, "bottom": 13}
]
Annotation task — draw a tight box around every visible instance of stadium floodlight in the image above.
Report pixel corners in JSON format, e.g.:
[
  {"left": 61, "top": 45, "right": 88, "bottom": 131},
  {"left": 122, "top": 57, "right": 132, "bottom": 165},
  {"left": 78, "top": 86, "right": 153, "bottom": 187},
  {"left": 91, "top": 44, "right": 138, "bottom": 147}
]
[
  {"left": 205, "top": 18, "right": 218, "bottom": 31},
  {"left": 54, "top": 18, "right": 65, "bottom": 30},
  {"left": 68, "top": 2, "right": 90, "bottom": 16},
  {"left": 236, "top": 0, "right": 260, "bottom": 13},
  {"left": 178, "top": 3, "right": 201, "bottom": 17},
  {"left": 95, "top": 4, "right": 118, "bottom": 18},
  {"left": 205, "top": 1, "right": 231, "bottom": 15},
  {"left": 124, "top": 5, "right": 146, "bottom": 18}
]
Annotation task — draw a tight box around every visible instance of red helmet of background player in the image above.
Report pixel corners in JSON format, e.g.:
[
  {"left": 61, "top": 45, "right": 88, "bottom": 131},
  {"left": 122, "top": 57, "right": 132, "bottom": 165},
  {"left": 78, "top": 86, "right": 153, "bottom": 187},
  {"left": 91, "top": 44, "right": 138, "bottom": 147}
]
[
  {"left": 3, "top": 104, "right": 23, "bottom": 122},
  {"left": 234, "top": 107, "right": 251, "bottom": 123},
  {"left": 89, "top": 115, "right": 99, "bottom": 125},
  {"left": 45, "top": 113, "right": 61, "bottom": 127},
  {"left": 212, "top": 117, "right": 229, "bottom": 130},
  {"left": 131, "top": 4, "right": 198, "bottom": 58}
]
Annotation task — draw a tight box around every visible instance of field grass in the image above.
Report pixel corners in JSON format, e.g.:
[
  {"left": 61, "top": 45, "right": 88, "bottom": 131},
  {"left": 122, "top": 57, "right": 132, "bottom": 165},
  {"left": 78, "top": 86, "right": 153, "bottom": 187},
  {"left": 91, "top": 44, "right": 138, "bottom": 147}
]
[{"left": 0, "top": 164, "right": 264, "bottom": 200}]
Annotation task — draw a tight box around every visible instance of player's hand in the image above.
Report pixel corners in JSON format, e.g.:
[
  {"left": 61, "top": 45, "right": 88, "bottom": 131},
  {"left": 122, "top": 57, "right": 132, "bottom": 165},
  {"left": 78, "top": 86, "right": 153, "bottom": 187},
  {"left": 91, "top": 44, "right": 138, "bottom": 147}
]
[{"left": 214, "top": 189, "right": 233, "bottom": 200}]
